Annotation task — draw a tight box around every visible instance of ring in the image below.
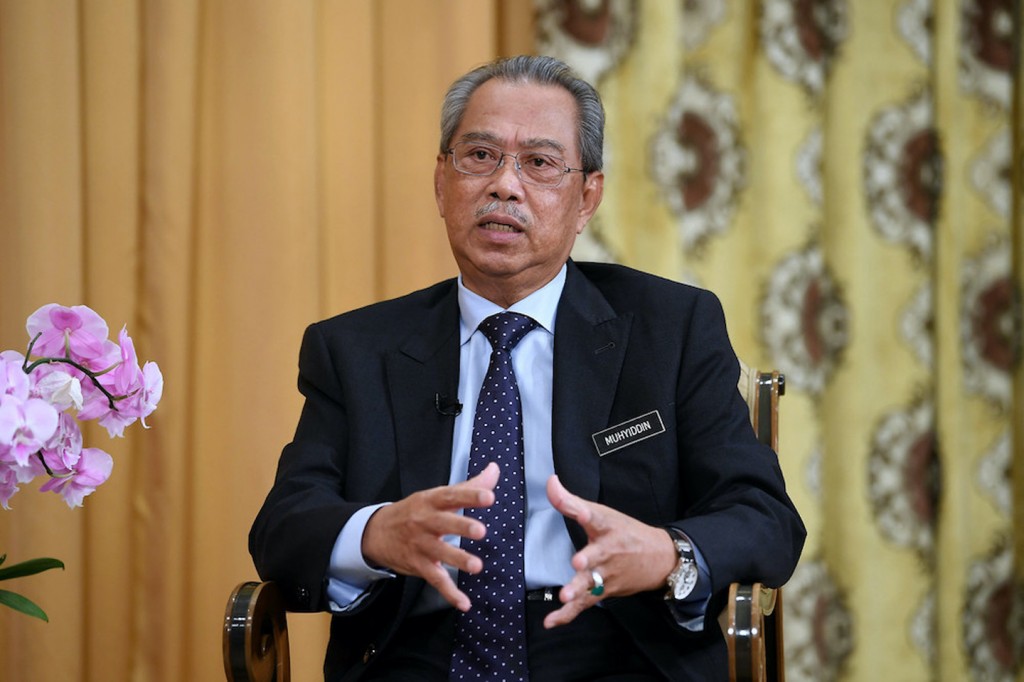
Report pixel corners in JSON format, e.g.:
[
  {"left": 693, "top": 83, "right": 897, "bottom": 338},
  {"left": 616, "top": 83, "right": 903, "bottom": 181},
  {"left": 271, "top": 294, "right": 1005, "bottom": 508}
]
[{"left": 589, "top": 570, "right": 605, "bottom": 597}]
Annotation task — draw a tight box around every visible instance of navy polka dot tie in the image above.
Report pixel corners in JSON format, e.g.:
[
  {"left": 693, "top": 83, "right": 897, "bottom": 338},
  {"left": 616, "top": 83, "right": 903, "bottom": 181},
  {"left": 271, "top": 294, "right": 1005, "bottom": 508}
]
[{"left": 450, "top": 312, "right": 537, "bottom": 682}]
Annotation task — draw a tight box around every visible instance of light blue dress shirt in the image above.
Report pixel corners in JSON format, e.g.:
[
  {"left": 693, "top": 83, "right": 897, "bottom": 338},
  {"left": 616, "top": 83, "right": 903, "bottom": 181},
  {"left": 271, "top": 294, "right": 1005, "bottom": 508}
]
[{"left": 325, "top": 265, "right": 710, "bottom": 627}]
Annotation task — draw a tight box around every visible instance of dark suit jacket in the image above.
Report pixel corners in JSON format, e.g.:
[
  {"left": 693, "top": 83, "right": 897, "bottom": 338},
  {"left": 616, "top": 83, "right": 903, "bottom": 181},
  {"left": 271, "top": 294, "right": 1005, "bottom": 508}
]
[{"left": 250, "top": 260, "right": 805, "bottom": 681}]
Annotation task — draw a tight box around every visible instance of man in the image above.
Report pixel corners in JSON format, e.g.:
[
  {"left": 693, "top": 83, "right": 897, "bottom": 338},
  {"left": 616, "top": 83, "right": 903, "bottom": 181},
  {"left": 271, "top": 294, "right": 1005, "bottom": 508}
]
[{"left": 251, "top": 55, "right": 804, "bottom": 681}]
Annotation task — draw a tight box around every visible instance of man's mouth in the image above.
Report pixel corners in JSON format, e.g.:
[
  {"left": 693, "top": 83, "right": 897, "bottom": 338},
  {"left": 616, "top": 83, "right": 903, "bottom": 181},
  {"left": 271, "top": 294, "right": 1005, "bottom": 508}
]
[{"left": 480, "top": 221, "right": 522, "bottom": 233}]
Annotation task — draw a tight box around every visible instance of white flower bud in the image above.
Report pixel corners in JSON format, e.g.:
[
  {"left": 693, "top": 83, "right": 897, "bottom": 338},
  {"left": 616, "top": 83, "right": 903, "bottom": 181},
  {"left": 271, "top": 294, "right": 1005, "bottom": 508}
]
[{"left": 36, "top": 371, "right": 84, "bottom": 411}]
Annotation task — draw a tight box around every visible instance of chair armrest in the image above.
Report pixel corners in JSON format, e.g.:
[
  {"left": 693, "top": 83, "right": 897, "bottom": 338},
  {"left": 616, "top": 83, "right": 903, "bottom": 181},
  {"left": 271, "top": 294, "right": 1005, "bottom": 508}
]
[
  {"left": 722, "top": 582, "right": 781, "bottom": 682},
  {"left": 223, "top": 581, "right": 291, "bottom": 682}
]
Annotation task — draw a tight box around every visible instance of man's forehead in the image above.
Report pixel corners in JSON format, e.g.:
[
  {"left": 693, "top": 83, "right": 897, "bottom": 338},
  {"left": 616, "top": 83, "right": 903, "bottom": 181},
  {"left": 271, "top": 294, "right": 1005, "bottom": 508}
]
[
  {"left": 456, "top": 80, "right": 579, "bottom": 153},
  {"left": 456, "top": 130, "right": 567, "bottom": 154}
]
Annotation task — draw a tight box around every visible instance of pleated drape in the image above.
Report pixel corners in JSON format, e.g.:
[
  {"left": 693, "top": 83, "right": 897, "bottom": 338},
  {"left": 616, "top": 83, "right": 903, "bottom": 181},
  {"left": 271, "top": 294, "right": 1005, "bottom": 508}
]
[
  {"left": 538, "top": 1, "right": 1023, "bottom": 680},
  {"left": 0, "top": 1, "right": 530, "bottom": 679},
  {"left": 3, "top": 1, "right": 1022, "bottom": 681}
]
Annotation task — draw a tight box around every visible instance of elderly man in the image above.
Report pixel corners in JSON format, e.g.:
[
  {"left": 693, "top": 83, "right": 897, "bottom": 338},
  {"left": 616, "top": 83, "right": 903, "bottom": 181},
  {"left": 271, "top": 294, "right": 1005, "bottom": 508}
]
[{"left": 251, "top": 55, "right": 804, "bottom": 681}]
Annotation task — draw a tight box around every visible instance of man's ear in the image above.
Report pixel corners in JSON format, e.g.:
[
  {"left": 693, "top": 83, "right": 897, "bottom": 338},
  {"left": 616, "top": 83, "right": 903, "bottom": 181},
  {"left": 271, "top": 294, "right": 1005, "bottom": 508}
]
[
  {"left": 434, "top": 155, "right": 447, "bottom": 218},
  {"left": 576, "top": 170, "right": 604, "bottom": 234}
]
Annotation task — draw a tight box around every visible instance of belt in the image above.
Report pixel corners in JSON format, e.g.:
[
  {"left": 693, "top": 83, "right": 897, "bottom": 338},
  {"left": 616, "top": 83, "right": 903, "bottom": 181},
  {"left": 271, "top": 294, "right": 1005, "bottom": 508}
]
[{"left": 525, "top": 586, "right": 561, "bottom": 602}]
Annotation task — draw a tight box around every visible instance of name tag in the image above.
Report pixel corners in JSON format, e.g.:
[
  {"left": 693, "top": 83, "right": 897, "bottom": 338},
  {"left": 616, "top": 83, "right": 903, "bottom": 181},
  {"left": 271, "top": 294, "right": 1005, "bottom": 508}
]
[{"left": 592, "top": 410, "right": 666, "bottom": 457}]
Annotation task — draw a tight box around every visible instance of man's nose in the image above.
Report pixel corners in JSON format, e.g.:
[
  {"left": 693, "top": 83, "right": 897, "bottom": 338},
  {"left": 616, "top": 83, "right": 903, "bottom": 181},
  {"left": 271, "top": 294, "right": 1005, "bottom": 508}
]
[{"left": 487, "top": 155, "right": 524, "bottom": 201}]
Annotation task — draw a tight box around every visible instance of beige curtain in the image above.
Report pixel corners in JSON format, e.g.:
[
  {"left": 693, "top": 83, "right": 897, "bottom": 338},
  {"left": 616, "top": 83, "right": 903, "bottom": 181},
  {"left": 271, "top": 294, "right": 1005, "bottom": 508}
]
[
  {"left": 0, "top": 1, "right": 530, "bottom": 680},
  {"left": 538, "top": 0, "right": 1023, "bottom": 680},
  {"left": 3, "top": 1, "right": 1022, "bottom": 681}
]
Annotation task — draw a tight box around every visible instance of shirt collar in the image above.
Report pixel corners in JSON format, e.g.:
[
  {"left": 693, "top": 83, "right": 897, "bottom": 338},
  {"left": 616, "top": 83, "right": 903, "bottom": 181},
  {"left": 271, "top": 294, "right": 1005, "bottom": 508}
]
[{"left": 457, "top": 264, "right": 567, "bottom": 345}]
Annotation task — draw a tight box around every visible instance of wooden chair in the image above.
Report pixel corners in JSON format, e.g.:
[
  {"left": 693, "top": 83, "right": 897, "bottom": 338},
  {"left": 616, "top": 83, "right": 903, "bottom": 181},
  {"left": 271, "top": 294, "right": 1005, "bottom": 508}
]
[
  {"left": 223, "top": 364, "right": 786, "bottom": 682},
  {"left": 224, "top": 580, "right": 290, "bottom": 682},
  {"left": 726, "top": 364, "right": 786, "bottom": 682}
]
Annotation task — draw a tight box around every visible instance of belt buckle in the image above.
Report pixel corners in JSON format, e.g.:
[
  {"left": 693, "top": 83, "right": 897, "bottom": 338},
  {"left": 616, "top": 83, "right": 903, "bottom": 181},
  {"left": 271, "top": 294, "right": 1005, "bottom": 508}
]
[{"left": 528, "top": 587, "right": 558, "bottom": 602}]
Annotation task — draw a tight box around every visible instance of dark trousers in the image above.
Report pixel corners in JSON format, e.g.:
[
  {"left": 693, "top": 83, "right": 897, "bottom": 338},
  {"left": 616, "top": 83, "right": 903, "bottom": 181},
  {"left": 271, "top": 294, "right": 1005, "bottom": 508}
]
[{"left": 362, "top": 600, "right": 664, "bottom": 681}]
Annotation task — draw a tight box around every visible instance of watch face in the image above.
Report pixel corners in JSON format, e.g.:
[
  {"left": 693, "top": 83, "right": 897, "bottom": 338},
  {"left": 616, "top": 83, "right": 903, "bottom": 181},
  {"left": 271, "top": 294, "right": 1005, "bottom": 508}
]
[
  {"left": 668, "top": 537, "right": 698, "bottom": 600},
  {"left": 673, "top": 563, "right": 698, "bottom": 599}
]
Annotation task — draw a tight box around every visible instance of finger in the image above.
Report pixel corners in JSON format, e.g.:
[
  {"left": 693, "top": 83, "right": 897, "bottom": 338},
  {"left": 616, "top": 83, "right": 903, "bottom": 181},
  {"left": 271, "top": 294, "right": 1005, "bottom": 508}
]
[
  {"left": 560, "top": 567, "right": 603, "bottom": 601},
  {"left": 546, "top": 474, "right": 593, "bottom": 527},
  {"left": 421, "top": 562, "right": 472, "bottom": 612},
  {"left": 423, "top": 510, "right": 488, "bottom": 543},
  {"left": 431, "top": 541, "right": 484, "bottom": 575},
  {"left": 433, "top": 481, "right": 496, "bottom": 512},
  {"left": 433, "top": 463, "right": 500, "bottom": 512},
  {"left": 542, "top": 597, "right": 590, "bottom": 629},
  {"left": 464, "top": 461, "right": 500, "bottom": 490},
  {"left": 570, "top": 542, "right": 608, "bottom": 573}
]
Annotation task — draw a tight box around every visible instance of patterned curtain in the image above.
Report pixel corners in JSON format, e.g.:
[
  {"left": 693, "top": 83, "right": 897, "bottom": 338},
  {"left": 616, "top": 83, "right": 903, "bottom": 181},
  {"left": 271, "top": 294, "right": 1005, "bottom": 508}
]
[{"left": 535, "top": 1, "right": 1023, "bottom": 680}]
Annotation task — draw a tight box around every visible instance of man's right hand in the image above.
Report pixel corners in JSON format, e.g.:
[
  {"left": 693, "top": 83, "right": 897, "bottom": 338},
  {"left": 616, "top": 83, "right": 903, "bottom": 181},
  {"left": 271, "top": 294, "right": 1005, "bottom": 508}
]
[{"left": 360, "top": 462, "right": 499, "bottom": 612}]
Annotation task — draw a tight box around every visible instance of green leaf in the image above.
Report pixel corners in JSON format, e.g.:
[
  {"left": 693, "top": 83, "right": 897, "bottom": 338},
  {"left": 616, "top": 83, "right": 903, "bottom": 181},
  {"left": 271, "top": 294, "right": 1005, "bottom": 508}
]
[
  {"left": 0, "top": 589, "right": 49, "bottom": 621},
  {"left": 0, "top": 558, "right": 64, "bottom": 581}
]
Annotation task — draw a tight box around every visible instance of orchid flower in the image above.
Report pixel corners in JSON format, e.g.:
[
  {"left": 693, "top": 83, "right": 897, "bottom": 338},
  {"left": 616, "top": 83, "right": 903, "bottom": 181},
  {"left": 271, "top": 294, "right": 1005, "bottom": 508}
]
[
  {"left": 41, "top": 412, "right": 84, "bottom": 471},
  {"left": 34, "top": 370, "right": 84, "bottom": 412},
  {"left": 2, "top": 303, "right": 162, "bottom": 620},
  {"left": 38, "top": 447, "right": 113, "bottom": 509},
  {"left": 26, "top": 304, "right": 114, "bottom": 366},
  {"left": 0, "top": 352, "right": 30, "bottom": 401},
  {"left": 0, "top": 461, "right": 21, "bottom": 509},
  {"left": 0, "top": 396, "right": 59, "bottom": 467}
]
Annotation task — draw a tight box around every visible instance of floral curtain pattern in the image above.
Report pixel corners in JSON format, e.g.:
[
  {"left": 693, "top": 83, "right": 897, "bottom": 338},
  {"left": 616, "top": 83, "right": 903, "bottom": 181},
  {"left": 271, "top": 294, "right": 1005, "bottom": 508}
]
[{"left": 538, "top": 0, "right": 1022, "bottom": 680}]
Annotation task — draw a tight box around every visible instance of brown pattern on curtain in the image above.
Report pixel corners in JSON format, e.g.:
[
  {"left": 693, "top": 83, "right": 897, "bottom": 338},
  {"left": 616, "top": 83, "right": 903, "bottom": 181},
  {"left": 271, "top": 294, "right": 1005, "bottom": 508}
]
[{"left": 537, "top": 0, "right": 1022, "bottom": 679}]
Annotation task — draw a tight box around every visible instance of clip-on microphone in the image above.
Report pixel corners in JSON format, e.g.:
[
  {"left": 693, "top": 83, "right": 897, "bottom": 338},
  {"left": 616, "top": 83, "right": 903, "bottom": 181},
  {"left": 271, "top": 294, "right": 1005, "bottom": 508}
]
[{"left": 434, "top": 393, "right": 463, "bottom": 417}]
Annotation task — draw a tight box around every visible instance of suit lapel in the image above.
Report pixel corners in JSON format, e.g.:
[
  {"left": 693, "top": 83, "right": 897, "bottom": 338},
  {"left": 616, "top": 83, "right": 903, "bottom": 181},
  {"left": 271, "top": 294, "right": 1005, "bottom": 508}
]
[
  {"left": 552, "top": 262, "right": 632, "bottom": 548},
  {"left": 385, "top": 285, "right": 461, "bottom": 499}
]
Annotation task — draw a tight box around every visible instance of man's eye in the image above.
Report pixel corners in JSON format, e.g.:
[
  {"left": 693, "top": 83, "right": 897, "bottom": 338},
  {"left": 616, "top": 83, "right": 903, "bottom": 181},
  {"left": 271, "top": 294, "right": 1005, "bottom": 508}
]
[
  {"left": 468, "top": 147, "right": 498, "bottom": 161},
  {"left": 525, "top": 154, "right": 558, "bottom": 169}
]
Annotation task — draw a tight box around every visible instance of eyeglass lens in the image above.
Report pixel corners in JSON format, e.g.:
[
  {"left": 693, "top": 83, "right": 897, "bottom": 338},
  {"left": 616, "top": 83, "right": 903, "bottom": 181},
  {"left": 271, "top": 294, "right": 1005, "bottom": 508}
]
[{"left": 451, "top": 142, "right": 568, "bottom": 187}]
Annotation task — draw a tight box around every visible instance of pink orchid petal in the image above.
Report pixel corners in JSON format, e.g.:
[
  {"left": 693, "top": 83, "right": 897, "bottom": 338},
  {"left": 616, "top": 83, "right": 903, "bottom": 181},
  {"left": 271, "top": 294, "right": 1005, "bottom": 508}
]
[
  {"left": 0, "top": 397, "right": 19, "bottom": 442},
  {"left": 22, "top": 398, "right": 60, "bottom": 444},
  {"left": 26, "top": 304, "right": 112, "bottom": 364},
  {"left": 56, "top": 448, "right": 113, "bottom": 508},
  {"left": 0, "top": 464, "right": 21, "bottom": 509},
  {"left": 0, "top": 355, "right": 30, "bottom": 401}
]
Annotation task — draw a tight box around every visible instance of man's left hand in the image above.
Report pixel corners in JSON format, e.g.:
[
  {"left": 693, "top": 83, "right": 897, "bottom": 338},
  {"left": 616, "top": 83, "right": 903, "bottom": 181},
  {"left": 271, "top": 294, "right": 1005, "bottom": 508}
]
[{"left": 542, "top": 474, "right": 678, "bottom": 629}]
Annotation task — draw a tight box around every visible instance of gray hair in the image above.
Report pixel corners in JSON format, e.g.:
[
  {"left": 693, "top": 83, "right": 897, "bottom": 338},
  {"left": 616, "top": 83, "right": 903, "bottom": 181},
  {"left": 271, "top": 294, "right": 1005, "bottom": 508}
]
[{"left": 439, "top": 55, "right": 604, "bottom": 173}]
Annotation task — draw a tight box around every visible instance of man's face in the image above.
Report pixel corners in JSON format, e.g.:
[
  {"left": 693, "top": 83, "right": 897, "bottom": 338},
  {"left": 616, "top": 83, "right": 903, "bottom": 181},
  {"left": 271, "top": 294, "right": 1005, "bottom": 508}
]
[{"left": 434, "top": 79, "right": 604, "bottom": 306}]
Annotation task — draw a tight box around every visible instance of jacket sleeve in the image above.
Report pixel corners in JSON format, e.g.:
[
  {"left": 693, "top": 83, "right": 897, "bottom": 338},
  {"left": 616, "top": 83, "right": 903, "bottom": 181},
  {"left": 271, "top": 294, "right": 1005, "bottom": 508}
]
[
  {"left": 668, "top": 290, "right": 806, "bottom": 629},
  {"left": 249, "top": 322, "right": 370, "bottom": 613}
]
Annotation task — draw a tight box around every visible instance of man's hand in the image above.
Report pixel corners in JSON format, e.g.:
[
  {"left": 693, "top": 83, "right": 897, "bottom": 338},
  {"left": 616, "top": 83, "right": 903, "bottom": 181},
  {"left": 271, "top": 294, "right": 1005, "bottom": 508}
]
[
  {"left": 543, "top": 474, "right": 678, "bottom": 629},
  {"left": 361, "top": 462, "right": 500, "bottom": 612}
]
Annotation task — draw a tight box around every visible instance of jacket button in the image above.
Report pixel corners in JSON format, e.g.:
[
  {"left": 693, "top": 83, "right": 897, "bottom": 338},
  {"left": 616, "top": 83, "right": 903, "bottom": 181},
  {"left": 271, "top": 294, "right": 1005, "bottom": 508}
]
[
  {"left": 296, "top": 587, "right": 310, "bottom": 606},
  {"left": 363, "top": 644, "right": 377, "bottom": 664}
]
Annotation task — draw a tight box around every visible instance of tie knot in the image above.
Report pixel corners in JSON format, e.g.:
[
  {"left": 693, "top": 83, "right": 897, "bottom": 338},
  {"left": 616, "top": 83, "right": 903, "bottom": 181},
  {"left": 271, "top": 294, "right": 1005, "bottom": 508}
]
[{"left": 479, "top": 312, "right": 537, "bottom": 352}]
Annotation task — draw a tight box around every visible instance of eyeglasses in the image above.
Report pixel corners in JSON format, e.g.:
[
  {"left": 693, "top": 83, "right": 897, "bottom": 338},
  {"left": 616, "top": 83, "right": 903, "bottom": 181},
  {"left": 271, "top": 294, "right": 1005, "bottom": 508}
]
[{"left": 446, "top": 141, "right": 585, "bottom": 188}]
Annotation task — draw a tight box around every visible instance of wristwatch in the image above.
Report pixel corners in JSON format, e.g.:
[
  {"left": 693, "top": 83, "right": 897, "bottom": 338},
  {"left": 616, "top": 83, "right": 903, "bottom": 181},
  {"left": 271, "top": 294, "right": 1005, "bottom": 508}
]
[{"left": 664, "top": 527, "right": 698, "bottom": 601}]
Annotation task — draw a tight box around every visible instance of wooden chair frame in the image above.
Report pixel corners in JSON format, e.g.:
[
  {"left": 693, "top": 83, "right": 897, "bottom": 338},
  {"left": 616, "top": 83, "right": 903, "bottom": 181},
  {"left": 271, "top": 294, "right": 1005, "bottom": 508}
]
[
  {"left": 224, "top": 580, "right": 290, "bottom": 681},
  {"left": 726, "top": 366, "right": 786, "bottom": 682},
  {"left": 224, "top": 366, "right": 787, "bottom": 682}
]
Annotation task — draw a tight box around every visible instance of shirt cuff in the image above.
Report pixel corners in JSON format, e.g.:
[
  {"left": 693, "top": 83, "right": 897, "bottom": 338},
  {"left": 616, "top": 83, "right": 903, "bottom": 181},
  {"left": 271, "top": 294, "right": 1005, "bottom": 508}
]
[{"left": 325, "top": 503, "right": 396, "bottom": 612}]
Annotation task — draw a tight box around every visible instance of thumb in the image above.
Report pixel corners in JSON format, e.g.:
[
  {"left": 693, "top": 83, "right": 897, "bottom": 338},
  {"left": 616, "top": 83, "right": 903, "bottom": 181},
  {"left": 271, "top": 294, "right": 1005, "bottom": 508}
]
[{"left": 546, "top": 474, "right": 591, "bottom": 525}]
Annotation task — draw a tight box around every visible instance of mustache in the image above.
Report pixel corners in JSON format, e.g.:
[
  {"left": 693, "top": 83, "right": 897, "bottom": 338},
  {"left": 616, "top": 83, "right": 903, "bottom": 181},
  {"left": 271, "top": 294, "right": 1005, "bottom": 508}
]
[{"left": 475, "top": 201, "right": 529, "bottom": 227}]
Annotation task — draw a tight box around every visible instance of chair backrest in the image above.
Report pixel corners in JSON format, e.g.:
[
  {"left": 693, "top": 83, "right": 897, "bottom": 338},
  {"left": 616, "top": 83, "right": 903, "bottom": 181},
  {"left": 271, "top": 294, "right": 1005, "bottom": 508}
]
[
  {"left": 737, "top": 361, "right": 784, "bottom": 451},
  {"left": 729, "top": 361, "right": 786, "bottom": 682},
  {"left": 224, "top": 580, "right": 290, "bottom": 682}
]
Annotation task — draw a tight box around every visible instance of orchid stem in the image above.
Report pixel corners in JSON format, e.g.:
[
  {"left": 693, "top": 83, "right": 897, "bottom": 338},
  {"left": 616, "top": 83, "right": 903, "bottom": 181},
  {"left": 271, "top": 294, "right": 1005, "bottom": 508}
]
[
  {"left": 22, "top": 334, "right": 119, "bottom": 410},
  {"left": 33, "top": 451, "right": 74, "bottom": 480}
]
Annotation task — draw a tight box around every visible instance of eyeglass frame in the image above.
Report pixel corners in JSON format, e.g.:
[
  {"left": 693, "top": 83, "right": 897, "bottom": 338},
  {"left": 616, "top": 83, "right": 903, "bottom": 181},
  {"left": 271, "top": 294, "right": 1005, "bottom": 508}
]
[{"left": 444, "top": 141, "right": 587, "bottom": 188}]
